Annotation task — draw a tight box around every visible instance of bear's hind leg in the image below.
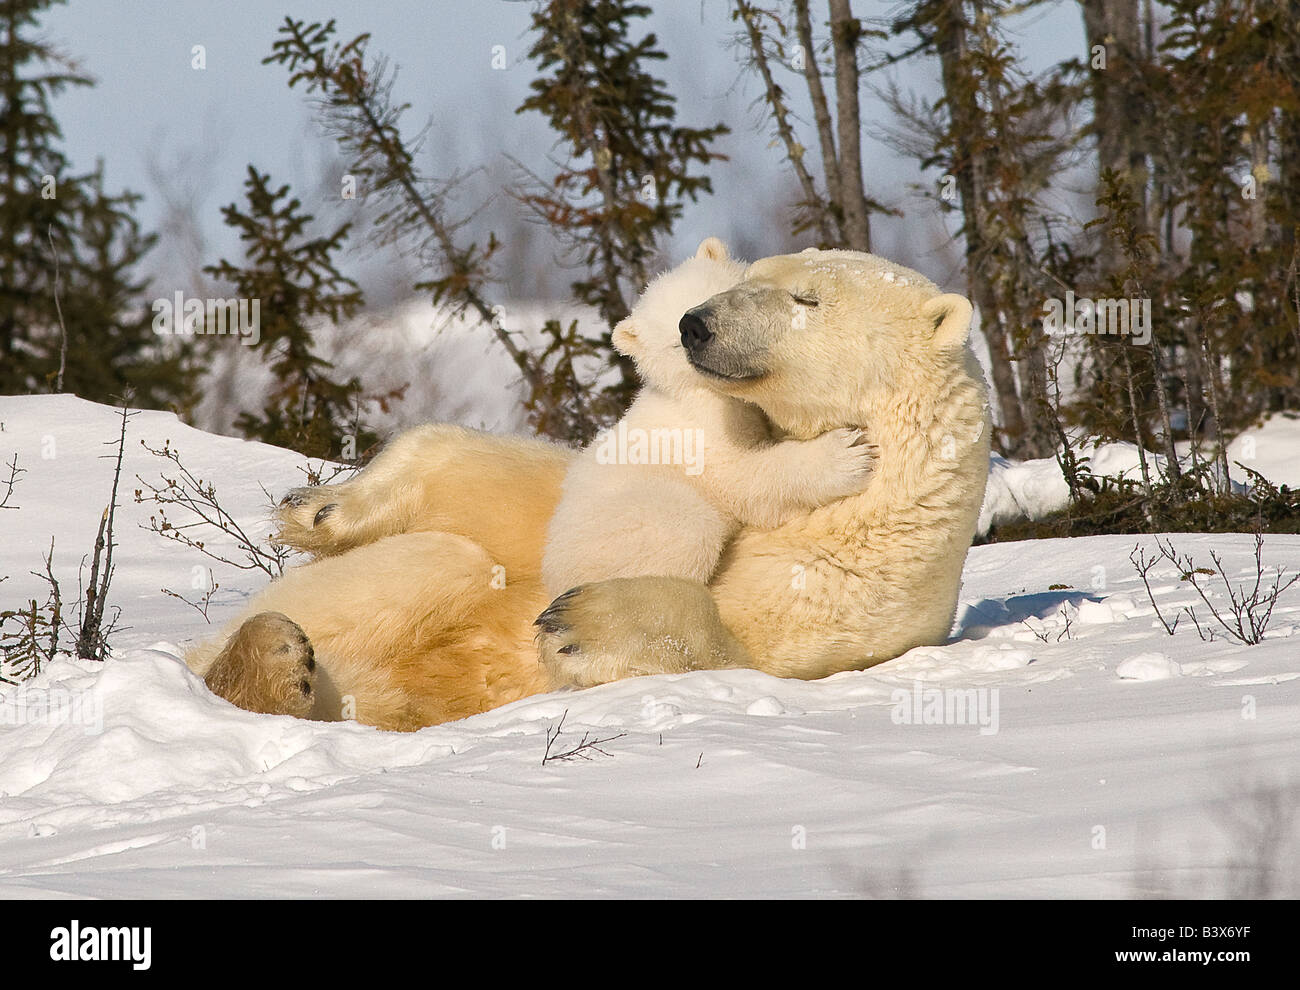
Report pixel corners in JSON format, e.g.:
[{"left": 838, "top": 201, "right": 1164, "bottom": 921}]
[
  {"left": 273, "top": 423, "right": 572, "bottom": 562},
  {"left": 189, "top": 531, "right": 551, "bottom": 729}
]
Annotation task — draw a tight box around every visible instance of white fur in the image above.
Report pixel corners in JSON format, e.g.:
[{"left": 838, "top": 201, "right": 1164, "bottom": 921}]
[{"left": 541, "top": 239, "right": 876, "bottom": 597}]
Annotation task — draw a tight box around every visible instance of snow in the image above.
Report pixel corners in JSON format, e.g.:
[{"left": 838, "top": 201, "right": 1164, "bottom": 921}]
[
  {"left": 190, "top": 298, "right": 606, "bottom": 440},
  {"left": 1227, "top": 412, "right": 1300, "bottom": 490},
  {"left": 975, "top": 422, "right": 1300, "bottom": 537},
  {"left": 979, "top": 439, "right": 1188, "bottom": 535},
  {"left": 2, "top": 393, "right": 1299, "bottom": 897},
  {"left": 1115, "top": 653, "right": 1182, "bottom": 681}
]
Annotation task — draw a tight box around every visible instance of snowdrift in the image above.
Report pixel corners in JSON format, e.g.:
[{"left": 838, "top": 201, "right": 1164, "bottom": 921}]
[{"left": 1, "top": 394, "right": 1297, "bottom": 897}]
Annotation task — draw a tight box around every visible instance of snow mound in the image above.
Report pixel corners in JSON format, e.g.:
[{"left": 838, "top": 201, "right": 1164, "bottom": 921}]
[{"left": 1116, "top": 652, "right": 1183, "bottom": 681}]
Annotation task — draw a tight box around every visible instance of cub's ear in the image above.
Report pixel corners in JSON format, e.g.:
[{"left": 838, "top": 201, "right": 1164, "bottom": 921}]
[
  {"left": 612, "top": 318, "right": 638, "bottom": 355},
  {"left": 921, "top": 293, "right": 974, "bottom": 348},
  {"left": 695, "top": 237, "right": 730, "bottom": 262}
]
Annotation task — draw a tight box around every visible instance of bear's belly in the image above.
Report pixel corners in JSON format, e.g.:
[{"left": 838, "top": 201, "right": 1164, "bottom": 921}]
[{"left": 709, "top": 519, "right": 967, "bottom": 679}]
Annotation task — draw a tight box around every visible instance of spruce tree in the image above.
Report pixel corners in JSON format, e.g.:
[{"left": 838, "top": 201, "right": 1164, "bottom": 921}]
[
  {"left": 59, "top": 165, "right": 194, "bottom": 408},
  {"left": 0, "top": 0, "right": 189, "bottom": 406},
  {"left": 0, "top": 0, "right": 90, "bottom": 392},
  {"left": 516, "top": 0, "right": 729, "bottom": 432},
  {"left": 204, "top": 166, "right": 382, "bottom": 461}
]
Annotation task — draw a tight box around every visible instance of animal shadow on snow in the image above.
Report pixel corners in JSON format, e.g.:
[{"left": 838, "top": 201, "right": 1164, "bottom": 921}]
[{"left": 950, "top": 590, "right": 1101, "bottom": 642}]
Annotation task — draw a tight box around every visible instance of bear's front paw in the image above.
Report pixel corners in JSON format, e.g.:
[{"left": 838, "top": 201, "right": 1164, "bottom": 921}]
[
  {"left": 534, "top": 577, "right": 751, "bottom": 690},
  {"left": 272, "top": 485, "right": 346, "bottom": 556},
  {"left": 534, "top": 586, "right": 614, "bottom": 689},
  {"left": 812, "top": 427, "right": 879, "bottom": 500}
]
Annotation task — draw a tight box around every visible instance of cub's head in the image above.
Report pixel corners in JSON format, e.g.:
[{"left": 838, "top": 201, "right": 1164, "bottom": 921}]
[
  {"left": 612, "top": 237, "right": 748, "bottom": 398},
  {"left": 677, "top": 248, "right": 975, "bottom": 435}
]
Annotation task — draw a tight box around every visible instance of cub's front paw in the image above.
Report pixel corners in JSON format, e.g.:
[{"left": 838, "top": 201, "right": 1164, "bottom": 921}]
[{"left": 811, "top": 427, "right": 879, "bottom": 499}]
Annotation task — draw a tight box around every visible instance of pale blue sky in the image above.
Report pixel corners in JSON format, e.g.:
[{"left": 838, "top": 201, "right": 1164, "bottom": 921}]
[{"left": 39, "top": 0, "right": 1086, "bottom": 300}]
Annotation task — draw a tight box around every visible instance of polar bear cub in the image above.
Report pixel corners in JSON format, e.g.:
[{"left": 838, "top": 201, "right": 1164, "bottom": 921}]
[{"left": 540, "top": 238, "right": 876, "bottom": 598}]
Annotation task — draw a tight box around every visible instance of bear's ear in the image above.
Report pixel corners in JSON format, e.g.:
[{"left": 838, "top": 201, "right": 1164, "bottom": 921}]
[
  {"left": 612, "top": 317, "right": 638, "bottom": 355},
  {"left": 921, "top": 293, "right": 973, "bottom": 348},
  {"left": 695, "top": 237, "right": 730, "bottom": 262}
]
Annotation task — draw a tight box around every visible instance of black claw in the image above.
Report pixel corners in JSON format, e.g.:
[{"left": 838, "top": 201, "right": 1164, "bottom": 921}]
[
  {"left": 550, "top": 586, "right": 584, "bottom": 607},
  {"left": 534, "top": 585, "right": 584, "bottom": 631},
  {"left": 300, "top": 679, "right": 312, "bottom": 696},
  {"left": 280, "top": 491, "right": 307, "bottom": 507},
  {"left": 305, "top": 655, "right": 315, "bottom": 672},
  {"left": 313, "top": 504, "right": 337, "bottom": 526},
  {"left": 557, "top": 643, "right": 580, "bottom": 655}
]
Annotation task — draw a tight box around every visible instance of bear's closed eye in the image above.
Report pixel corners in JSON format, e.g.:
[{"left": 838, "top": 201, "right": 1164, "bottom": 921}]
[{"left": 791, "top": 293, "right": 819, "bottom": 307}]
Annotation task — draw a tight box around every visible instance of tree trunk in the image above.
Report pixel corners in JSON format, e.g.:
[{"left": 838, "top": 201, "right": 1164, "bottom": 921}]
[
  {"left": 930, "top": 0, "right": 1034, "bottom": 454},
  {"left": 1016, "top": 328, "right": 1057, "bottom": 458},
  {"left": 793, "top": 0, "right": 843, "bottom": 238},
  {"left": 1080, "top": 0, "right": 1148, "bottom": 230},
  {"left": 828, "top": 0, "right": 871, "bottom": 251}
]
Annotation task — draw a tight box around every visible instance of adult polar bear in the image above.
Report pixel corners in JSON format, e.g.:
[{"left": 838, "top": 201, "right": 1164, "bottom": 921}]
[{"left": 187, "top": 249, "right": 991, "bottom": 731}]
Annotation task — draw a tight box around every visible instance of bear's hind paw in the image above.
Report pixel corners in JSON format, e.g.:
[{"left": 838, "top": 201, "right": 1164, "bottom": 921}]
[
  {"left": 204, "top": 611, "right": 317, "bottom": 719},
  {"left": 272, "top": 485, "right": 347, "bottom": 556}
]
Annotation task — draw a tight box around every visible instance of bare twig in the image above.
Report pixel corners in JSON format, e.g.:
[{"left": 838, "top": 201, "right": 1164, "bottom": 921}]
[
  {"left": 0, "top": 539, "right": 63, "bottom": 682},
  {"left": 541, "top": 709, "right": 626, "bottom": 765},
  {"left": 0, "top": 454, "right": 22, "bottom": 509},
  {"left": 46, "top": 225, "right": 68, "bottom": 393},
  {"left": 160, "top": 570, "right": 220, "bottom": 624},
  {"left": 1129, "top": 543, "right": 1180, "bottom": 635},
  {"left": 1152, "top": 533, "right": 1300, "bottom": 646},
  {"left": 76, "top": 397, "right": 133, "bottom": 660},
  {"left": 1020, "top": 616, "right": 1051, "bottom": 643},
  {"left": 135, "top": 439, "right": 291, "bottom": 578},
  {"left": 1180, "top": 603, "right": 1214, "bottom": 642},
  {"left": 1055, "top": 604, "right": 1075, "bottom": 642},
  {"left": 295, "top": 459, "right": 357, "bottom": 488}
]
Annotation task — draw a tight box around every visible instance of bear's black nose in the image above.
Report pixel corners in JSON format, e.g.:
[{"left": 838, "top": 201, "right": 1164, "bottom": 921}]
[{"left": 679, "top": 311, "right": 713, "bottom": 350}]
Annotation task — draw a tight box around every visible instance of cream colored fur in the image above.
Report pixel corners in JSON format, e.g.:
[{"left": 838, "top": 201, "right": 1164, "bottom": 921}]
[
  {"left": 536, "top": 249, "right": 991, "bottom": 686},
  {"left": 541, "top": 238, "right": 876, "bottom": 598},
  {"left": 188, "top": 425, "right": 572, "bottom": 729},
  {"left": 187, "top": 248, "right": 989, "bottom": 730}
]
